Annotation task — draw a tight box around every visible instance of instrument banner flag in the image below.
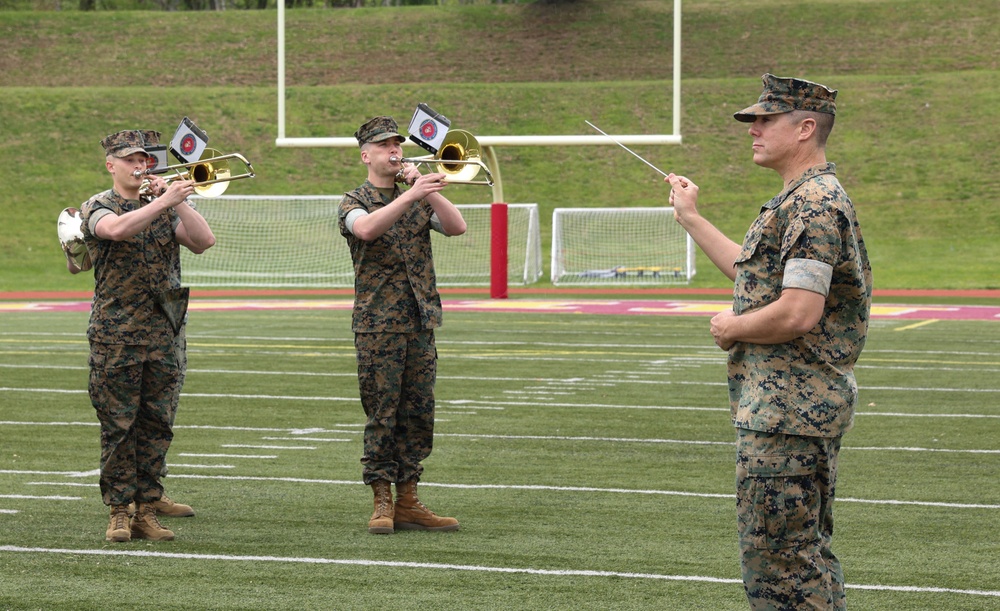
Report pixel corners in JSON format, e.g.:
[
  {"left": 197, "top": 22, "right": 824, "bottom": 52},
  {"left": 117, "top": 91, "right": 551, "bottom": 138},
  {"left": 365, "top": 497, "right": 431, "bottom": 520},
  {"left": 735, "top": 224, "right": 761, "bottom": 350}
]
[
  {"left": 408, "top": 103, "right": 451, "bottom": 155},
  {"left": 144, "top": 144, "right": 169, "bottom": 175},
  {"left": 169, "top": 117, "right": 209, "bottom": 164}
]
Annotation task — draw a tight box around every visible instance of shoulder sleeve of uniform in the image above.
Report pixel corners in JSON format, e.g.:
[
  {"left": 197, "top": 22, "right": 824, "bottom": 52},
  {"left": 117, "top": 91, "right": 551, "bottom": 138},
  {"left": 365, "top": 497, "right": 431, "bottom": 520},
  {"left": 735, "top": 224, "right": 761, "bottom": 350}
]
[
  {"left": 81, "top": 191, "right": 116, "bottom": 236},
  {"left": 339, "top": 190, "right": 367, "bottom": 216}
]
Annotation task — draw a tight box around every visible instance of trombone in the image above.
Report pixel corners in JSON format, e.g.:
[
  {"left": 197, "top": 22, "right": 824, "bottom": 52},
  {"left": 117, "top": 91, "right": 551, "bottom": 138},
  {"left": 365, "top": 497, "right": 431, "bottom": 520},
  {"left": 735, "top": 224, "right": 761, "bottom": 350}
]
[
  {"left": 390, "top": 129, "right": 494, "bottom": 187},
  {"left": 136, "top": 148, "right": 256, "bottom": 198}
]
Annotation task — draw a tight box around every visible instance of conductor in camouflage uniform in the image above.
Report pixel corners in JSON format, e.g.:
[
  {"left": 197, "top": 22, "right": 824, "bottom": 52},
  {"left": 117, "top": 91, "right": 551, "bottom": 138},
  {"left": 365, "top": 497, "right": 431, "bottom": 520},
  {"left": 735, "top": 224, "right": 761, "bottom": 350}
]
[
  {"left": 77, "top": 129, "right": 216, "bottom": 542},
  {"left": 339, "top": 116, "right": 466, "bottom": 534},
  {"left": 666, "top": 75, "right": 872, "bottom": 610}
]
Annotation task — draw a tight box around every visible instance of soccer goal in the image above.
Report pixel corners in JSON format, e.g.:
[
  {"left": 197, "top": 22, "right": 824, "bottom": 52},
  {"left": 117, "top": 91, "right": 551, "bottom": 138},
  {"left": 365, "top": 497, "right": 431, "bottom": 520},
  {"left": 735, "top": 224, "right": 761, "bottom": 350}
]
[
  {"left": 551, "top": 208, "right": 695, "bottom": 286},
  {"left": 180, "top": 196, "right": 542, "bottom": 289}
]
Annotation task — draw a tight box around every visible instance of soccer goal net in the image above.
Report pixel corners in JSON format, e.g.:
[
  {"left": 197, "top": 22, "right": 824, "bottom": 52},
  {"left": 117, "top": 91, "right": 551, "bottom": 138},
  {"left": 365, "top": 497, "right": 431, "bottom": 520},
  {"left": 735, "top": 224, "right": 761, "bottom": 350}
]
[
  {"left": 551, "top": 208, "right": 695, "bottom": 285},
  {"left": 180, "top": 196, "right": 542, "bottom": 289}
]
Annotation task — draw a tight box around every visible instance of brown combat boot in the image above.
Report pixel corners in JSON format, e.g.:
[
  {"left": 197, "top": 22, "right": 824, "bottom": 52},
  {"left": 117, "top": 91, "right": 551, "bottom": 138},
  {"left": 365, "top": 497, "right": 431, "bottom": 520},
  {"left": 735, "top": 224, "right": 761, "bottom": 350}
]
[
  {"left": 131, "top": 503, "right": 175, "bottom": 541},
  {"left": 368, "top": 480, "right": 395, "bottom": 534},
  {"left": 105, "top": 504, "right": 131, "bottom": 543},
  {"left": 394, "top": 480, "right": 459, "bottom": 532}
]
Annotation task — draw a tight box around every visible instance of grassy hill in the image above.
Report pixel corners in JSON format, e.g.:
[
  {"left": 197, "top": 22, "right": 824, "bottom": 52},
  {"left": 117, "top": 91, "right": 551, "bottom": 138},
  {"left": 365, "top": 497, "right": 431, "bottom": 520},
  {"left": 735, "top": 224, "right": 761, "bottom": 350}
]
[{"left": 1, "top": 0, "right": 997, "bottom": 292}]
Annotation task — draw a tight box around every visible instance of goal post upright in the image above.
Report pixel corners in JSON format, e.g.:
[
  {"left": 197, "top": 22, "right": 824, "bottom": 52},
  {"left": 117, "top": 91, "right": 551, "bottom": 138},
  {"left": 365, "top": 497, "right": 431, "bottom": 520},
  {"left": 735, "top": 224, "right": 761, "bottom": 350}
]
[
  {"left": 274, "top": 0, "right": 683, "bottom": 297},
  {"left": 274, "top": 0, "right": 683, "bottom": 148}
]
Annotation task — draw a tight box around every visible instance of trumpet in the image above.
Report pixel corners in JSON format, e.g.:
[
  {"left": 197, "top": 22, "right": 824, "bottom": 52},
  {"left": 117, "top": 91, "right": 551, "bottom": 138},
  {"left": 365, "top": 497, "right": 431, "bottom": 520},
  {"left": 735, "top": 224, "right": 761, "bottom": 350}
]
[
  {"left": 135, "top": 148, "right": 255, "bottom": 198},
  {"left": 390, "top": 129, "right": 494, "bottom": 186}
]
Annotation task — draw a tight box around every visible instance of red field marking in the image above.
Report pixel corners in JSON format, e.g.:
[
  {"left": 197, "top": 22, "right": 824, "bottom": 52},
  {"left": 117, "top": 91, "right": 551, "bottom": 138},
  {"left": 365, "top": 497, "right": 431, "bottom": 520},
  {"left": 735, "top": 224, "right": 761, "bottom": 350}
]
[
  {"left": 2, "top": 287, "right": 999, "bottom": 301},
  {"left": 1, "top": 298, "right": 997, "bottom": 321}
]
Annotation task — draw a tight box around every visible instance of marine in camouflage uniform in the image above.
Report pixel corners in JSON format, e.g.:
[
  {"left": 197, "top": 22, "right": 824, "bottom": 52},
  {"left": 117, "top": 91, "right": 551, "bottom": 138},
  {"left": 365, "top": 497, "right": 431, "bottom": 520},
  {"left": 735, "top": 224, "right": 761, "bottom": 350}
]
[
  {"left": 667, "top": 75, "right": 872, "bottom": 610},
  {"left": 339, "top": 116, "right": 466, "bottom": 534},
  {"left": 78, "top": 129, "right": 215, "bottom": 542}
]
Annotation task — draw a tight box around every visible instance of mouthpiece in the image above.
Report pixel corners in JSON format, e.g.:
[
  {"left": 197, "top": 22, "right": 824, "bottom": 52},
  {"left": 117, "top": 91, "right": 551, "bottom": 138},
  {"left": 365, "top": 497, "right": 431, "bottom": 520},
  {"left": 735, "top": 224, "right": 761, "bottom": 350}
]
[
  {"left": 389, "top": 156, "right": 402, "bottom": 164},
  {"left": 132, "top": 170, "right": 146, "bottom": 178}
]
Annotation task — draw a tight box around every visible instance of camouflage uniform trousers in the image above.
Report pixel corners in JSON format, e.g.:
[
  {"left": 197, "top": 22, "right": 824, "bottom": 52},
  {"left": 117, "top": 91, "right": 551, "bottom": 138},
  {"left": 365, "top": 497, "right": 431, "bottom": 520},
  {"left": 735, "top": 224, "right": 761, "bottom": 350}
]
[
  {"left": 355, "top": 330, "right": 437, "bottom": 485},
  {"left": 736, "top": 428, "right": 845, "bottom": 611},
  {"left": 89, "top": 330, "right": 186, "bottom": 507}
]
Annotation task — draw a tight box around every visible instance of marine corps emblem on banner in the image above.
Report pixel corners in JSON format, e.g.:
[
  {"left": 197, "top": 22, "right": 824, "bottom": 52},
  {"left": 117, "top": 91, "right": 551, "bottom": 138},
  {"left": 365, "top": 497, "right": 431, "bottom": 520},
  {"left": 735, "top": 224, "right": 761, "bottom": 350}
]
[{"left": 407, "top": 103, "right": 451, "bottom": 155}]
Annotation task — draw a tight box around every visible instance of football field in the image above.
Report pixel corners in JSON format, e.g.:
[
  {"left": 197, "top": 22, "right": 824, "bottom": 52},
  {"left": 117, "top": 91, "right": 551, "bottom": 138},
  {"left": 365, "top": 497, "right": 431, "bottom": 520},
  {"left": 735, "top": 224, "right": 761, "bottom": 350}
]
[{"left": 1, "top": 298, "right": 998, "bottom": 610}]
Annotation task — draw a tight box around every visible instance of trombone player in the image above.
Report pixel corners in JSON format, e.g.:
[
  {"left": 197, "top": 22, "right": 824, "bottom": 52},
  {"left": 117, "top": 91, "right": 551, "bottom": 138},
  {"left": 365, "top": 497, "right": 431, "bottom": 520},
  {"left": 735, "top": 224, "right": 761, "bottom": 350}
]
[
  {"left": 339, "top": 116, "right": 466, "bottom": 535},
  {"left": 74, "top": 129, "right": 215, "bottom": 542}
]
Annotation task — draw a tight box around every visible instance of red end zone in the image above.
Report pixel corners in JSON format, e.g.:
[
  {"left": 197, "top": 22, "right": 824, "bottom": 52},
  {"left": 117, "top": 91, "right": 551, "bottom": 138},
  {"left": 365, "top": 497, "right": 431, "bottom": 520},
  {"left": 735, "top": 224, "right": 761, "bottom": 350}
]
[{"left": 1, "top": 299, "right": 997, "bottom": 321}]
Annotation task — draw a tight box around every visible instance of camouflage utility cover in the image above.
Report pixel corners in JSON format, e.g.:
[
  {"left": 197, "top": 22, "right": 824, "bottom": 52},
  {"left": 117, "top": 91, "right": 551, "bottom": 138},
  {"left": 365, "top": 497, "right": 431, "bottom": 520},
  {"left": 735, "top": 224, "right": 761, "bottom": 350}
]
[
  {"left": 734, "top": 73, "right": 837, "bottom": 122},
  {"left": 354, "top": 116, "right": 405, "bottom": 147},
  {"left": 100, "top": 130, "right": 150, "bottom": 158}
]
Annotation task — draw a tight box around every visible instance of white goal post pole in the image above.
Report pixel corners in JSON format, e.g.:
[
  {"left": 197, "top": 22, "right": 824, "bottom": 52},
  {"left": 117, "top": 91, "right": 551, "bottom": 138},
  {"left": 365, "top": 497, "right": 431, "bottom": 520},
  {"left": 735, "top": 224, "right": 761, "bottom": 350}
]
[
  {"left": 277, "top": 0, "right": 286, "bottom": 142},
  {"left": 673, "top": 0, "right": 682, "bottom": 138},
  {"left": 274, "top": 0, "right": 683, "bottom": 297},
  {"left": 274, "top": 134, "right": 681, "bottom": 148},
  {"left": 274, "top": 0, "right": 683, "bottom": 147}
]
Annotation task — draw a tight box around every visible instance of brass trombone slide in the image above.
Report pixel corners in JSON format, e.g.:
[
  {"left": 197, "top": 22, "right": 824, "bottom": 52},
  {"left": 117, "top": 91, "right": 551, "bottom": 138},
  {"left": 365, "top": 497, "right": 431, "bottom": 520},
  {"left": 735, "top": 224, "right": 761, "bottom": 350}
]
[
  {"left": 390, "top": 129, "right": 494, "bottom": 187},
  {"left": 135, "top": 149, "right": 256, "bottom": 198}
]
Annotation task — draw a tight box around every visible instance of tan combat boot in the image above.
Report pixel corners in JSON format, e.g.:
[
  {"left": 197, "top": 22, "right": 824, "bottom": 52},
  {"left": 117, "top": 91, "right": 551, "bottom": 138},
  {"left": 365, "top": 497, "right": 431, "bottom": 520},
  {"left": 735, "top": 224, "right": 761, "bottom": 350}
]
[
  {"left": 151, "top": 495, "right": 195, "bottom": 517},
  {"left": 127, "top": 494, "right": 195, "bottom": 517},
  {"left": 368, "top": 480, "right": 394, "bottom": 534},
  {"left": 105, "top": 504, "right": 132, "bottom": 543},
  {"left": 130, "top": 503, "right": 175, "bottom": 541},
  {"left": 393, "top": 480, "right": 459, "bottom": 532}
]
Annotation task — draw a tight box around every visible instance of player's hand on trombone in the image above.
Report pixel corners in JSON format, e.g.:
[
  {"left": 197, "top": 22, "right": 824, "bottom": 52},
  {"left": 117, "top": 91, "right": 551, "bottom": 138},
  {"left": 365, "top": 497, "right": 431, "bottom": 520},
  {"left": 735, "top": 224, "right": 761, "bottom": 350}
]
[
  {"left": 394, "top": 161, "right": 421, "bottom": 186},
  {"left": 149, "top": 176, "right": 196, "bottom": 208},
  {"left": 406, "top": 171, "right": 449, "bottom": 200}
]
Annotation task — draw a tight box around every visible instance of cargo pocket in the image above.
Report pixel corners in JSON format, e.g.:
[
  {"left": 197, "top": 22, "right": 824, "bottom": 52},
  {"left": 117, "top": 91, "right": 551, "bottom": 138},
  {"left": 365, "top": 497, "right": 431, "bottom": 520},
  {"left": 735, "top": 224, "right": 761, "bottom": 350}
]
[{"left": 739, "top": 452, "right": 820, "bottom": 550}]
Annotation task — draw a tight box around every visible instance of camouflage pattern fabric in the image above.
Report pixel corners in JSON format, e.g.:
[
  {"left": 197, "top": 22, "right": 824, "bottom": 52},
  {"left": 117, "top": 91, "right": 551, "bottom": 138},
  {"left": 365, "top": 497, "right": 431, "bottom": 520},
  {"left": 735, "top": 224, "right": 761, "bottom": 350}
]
[
  {"left": 80, "top": 189, "right": 184, "bottom": 345},
  {"left": 354, "top": 115, "right": 404, "bottom": 147},
  {"left": 728, "top": 162, "right": 870, "bottom": 609},
  {"left": 100, "top": 129, "right": 149, "bottom": 158},
  {"left": 79, "top": 187, "right": 190, "bottom": 507},
  {"left": 734, "top": 73, "right": 837, "bottom": 122},
  {"left": 90, "top": 330, "right": 186, "bottom": 506},
  {"left": 339, "top": 181, "right": 443, "bottom": 333},
  {"left": 737, "top": 429, "right": 845, "bottom": 611},
  {"left": 140, "top": 130, "right": 162, "bottom": 147},
  {"left": 355, "top": 330, "right": 437, "bottom": 485},
  {"left": 729, "top": 163, "right": 872, "bottom": 438},
  {"left": 339, "top": 180, "right": 445, "bottom": 485}
]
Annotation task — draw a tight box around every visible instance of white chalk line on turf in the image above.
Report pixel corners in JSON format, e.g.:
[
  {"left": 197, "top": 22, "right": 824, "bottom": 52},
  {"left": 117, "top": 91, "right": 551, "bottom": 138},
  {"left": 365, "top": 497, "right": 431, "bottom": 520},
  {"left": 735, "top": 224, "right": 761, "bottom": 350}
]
[
  {"left": 1, "top": 546, "right": 998, "bottom": 599},
  {"left": 140, "top": 474, "right": 999, "bottom": 510},
  {"left": 3, "top": 421, "right": 999, "bottom": 453},
  {"left": 3, "top": 472, "right": 999, "bottom": 510},
  {"left": 436, "top": 432, "right": 732, "bottom": 446},
  {"left": 0, "top": 494, "right": 80, "bottom": 501}
]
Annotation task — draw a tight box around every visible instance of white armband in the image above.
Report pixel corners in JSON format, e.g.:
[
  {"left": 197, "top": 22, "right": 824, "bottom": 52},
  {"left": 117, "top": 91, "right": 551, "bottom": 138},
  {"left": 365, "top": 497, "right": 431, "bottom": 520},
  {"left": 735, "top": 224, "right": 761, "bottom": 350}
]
[{"left": 783, "top": 258, "right": 833, "bottom": 297}]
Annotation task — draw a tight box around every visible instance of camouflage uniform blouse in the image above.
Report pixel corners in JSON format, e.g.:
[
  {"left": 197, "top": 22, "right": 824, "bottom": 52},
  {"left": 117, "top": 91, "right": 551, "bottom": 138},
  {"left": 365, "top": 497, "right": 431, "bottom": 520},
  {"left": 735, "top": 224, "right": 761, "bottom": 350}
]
[
  {"left": 729, "top": 163, "right": 872, "bottom": 438},
  {"left": 80, "top": 189, "right": 182, "bottom": 345},
  {"left": 339, "top": 181, "right": 443, "bottom": 333}
]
